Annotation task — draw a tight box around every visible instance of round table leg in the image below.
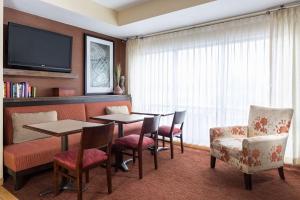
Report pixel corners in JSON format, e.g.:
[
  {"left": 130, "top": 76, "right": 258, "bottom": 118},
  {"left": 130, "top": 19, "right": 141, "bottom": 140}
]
[
  {"left": 117, "top": 123, "right": 133, "bottom": 171},
  {"left": 60, "top": 135, "right": 69, "bottom": 186},
  {"left": 61, "top": 135, "right": 68, "bottom": 151},
  {"left": 40, "top": 135, "right": 70, "bottom": 196}
]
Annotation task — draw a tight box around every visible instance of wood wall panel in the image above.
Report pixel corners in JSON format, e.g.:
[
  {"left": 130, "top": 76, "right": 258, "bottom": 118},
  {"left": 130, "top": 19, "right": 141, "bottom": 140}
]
[{"left": 3, "top": 8, "right": 126, "bottom": 97}]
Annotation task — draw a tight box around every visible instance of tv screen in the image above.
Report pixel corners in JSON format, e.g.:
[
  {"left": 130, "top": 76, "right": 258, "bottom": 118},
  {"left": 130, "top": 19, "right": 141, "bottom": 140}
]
[{"left": 7, "top": 22, "right": 72, "bottom": 73}]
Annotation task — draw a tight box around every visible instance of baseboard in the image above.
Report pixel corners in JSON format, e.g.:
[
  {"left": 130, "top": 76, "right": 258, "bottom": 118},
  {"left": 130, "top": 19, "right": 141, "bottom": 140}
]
[
  {"left": 163, "top": 139, "right": 210, "bottom": 151},
  {"left": 175, "top": 142, "right": 210, "bottom": 151}
]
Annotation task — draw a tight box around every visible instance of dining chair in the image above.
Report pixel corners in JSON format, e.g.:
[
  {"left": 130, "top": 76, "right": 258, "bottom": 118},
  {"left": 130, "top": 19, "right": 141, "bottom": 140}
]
[
  {"left": 158, "top": 111, "right": 186, "bottom": 159},
  {"left": 114, "top": 115, "right": 160, "bottom": 179},
  {"left": 53, "top": 122, "right": 115, "bottom": 200}
]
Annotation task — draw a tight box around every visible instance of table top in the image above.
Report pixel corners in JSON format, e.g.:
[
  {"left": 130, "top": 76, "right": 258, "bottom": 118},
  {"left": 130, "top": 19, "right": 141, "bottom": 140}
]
[
  {"left": 91, "top": 114, "right": 148, "bottom": 124},
  {"left": 131, "top": 111, "right": 174, "bottom": 117},
  {"left": 23, "top": 119, "right": 103, "bottom": 137}
]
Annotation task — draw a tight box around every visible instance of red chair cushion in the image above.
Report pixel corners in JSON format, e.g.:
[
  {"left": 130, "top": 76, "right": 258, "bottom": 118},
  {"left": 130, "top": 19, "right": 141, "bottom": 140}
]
[
  {"left": 158, "top": 126, "right": 182, "bottom": 137},
  {"left": 54, "top": 148, "right": 107, "bottom": 170},
  {"left": 115, "top": 134, "right": 154, "bottom": 149}
]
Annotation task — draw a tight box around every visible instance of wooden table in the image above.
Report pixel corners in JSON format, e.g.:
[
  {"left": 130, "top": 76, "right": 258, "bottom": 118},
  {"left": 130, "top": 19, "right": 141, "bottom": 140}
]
[
  {"left": 24, "top": 119, "right": 103, "bottom": 152},
  {"left": 91, "top": 114, "right": 147, "bottom": 137},
  {"left": 24, "top": 119, "right": 103, "bottom": 196},
  {"left": 131, "top": 111, "right": 174, "bottom": 117},
  {"left": 90, "top": 114, "right": 147, "bottom": 171}
]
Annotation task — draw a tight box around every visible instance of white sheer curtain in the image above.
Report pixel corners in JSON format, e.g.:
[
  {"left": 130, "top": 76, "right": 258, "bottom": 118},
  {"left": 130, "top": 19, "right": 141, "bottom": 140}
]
[
  {"left": 127, "top": 7, "right": 300, "bottom": 164},
  {"left": 270, "top": 7, "right": 300, "bottom": 164}
]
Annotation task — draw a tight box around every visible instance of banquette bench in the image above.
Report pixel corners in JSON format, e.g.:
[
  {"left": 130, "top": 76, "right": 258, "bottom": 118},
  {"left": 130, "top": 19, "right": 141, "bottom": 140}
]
[{"left": 3, "top": 95, "right": 142, "bottom": 190}]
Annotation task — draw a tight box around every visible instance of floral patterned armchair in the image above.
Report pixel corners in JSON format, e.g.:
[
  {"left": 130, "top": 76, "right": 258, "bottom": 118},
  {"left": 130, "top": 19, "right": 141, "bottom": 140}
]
[{"left": 210, "top": 105, "right": 293, "bottom": 190}]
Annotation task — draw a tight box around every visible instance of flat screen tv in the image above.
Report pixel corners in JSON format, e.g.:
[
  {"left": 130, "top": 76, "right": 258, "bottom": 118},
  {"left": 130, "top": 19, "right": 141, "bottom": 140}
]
[{"left": 7, "top": 22, "right": 72, "bottom": 73}]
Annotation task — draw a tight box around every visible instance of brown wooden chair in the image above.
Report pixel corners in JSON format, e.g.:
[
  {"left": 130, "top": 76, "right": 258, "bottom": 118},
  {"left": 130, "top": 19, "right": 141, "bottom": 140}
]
[
  {"left": 159, "top": 111, "right": 186, "bottom": 159},
  {"left": 114, "top": 115, "right": 160, "bottom": 179},
  {"left": 53, "top": 122, "right": 115, "bottom": 200}
]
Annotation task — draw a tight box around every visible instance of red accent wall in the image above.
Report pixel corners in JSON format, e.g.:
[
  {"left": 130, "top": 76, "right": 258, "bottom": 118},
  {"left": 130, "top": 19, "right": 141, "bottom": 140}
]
[{"left": 3, "top": 7, "right": 126, "bottom": 97}]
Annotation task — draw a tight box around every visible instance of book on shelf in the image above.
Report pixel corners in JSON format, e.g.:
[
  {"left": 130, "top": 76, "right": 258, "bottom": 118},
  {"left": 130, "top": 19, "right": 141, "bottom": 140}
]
[{"left": 3, "top": 81, "right": 36, "bottom": 98}]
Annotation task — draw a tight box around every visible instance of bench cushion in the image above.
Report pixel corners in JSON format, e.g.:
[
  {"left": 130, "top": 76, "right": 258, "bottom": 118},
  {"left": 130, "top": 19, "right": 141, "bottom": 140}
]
[
  {"left": 4, "top": 103, "right": 86, "bottom": 145},
  {"left": 12, "top": 111, "right": 57, "bottom": 143},
  {"left": 85, "top": 101, "right": 132, "bottom": 122},
  {"left": 106, "top": 106, "right": 129, "bottom": 114},
  {"left": 4, "top": 133, "right": 81, "bottom": 172}
]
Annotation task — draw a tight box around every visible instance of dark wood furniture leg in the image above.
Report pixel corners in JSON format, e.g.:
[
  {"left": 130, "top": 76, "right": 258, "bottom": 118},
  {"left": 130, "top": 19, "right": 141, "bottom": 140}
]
[
  {"left": 7, "top": 163, "right": 53, "bottom": 191},
  {"left": 210, "top": 156, "right": 216, "bottom": 169},
  {"left": 106, "top": 159, "right": 112, "bottom": 193},
  {"left": 153, "top": 138, "right": 158, "bottom": 170},
  {"left": 77, "top": 171, "right": 83, "bottom": 200},
  {"left": 180, "top": 134, "right": 184, "bottom": 153},
  {"left": 170, "top": 136, "right": 174, "bottom": 159},
  {"left": 278, "top": 166, "right": 285, "bottom": 180},
  {"left": 132, "top": 150, "right": 136, "bottom": 164},
  {"left": 138, "top": 148, "right": 143, "bottom": 179},
  {"left": 244, "top": 173, "right": 252, "bottom": 190},
  {"left": 12, "top": 171, "right": 24, "bottom": 191},
  {"left": 60, "top": 136, "right": 69, "bottom": 186},
  {"left": 85, "top": 170, "right": 89, "bottom": 183},
  {"left": 53, "top": 161, "right": 60, "bottom": 196}
]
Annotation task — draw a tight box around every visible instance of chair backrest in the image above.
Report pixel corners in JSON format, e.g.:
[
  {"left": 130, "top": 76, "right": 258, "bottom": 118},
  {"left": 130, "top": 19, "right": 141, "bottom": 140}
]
[
  {"left": 248, "top": 105, "right": 293, "bottom": 137},
  {"left": 139, "top": 115, "right": 161, "bottom": 147},
  {"left": 172, "top": 111, "right": 186, "bottom": 130},
  {"left": 77, "top": 122, "right": 115, "bottom": 168}
]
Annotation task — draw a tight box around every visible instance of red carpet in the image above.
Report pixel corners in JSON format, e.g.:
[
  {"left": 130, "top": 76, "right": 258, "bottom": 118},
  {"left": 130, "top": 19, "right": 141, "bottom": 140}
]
[{"left": 4, "top": 146, "right": 300, "bottom": 200}]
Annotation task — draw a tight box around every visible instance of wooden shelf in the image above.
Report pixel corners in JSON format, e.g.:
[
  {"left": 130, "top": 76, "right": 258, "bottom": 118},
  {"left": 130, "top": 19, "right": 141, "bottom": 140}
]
[
  {"left": 3, "top": 95, "right": 131, "bottom": 107},
  {"left": 3, "top": 68, "right": 78, "bottom": 79}
]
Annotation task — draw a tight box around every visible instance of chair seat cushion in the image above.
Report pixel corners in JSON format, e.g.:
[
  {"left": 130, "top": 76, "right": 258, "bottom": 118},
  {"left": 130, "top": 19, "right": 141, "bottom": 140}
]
[
  {"left": 115, "top": 134, "right": 154, "bottom": 149},
  {"left": 211, "top": 138, "right": 243, "bottom": 159},
  {"left": 54, "top": 148, "right": 107, "bottom": 170},
  {"left": 158, "top": 125, "right": 182, "bottom": 137}
]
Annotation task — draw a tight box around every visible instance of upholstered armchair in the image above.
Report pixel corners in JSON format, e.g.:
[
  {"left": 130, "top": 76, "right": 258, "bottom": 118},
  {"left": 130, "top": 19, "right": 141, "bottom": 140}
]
[{"left": 210, "top": 105, "right": 293, "bottom": 190}]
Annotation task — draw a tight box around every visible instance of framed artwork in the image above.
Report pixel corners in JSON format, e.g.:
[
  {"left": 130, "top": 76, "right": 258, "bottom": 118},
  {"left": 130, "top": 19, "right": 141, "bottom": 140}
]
[{"left": 84, "top": 34, "right": 114, "bottom": 95}]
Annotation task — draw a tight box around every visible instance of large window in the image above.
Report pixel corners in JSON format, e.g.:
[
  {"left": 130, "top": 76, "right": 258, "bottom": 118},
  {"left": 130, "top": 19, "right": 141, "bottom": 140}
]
[{"left": 127, "top": 8, "right": 300, "bottom": 164}]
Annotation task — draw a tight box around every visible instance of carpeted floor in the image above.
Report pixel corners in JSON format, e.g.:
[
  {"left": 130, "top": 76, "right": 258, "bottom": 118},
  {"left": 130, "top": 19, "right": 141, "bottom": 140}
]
[{"left": 4, "top": 146, "right": 300, "bottom": 200}]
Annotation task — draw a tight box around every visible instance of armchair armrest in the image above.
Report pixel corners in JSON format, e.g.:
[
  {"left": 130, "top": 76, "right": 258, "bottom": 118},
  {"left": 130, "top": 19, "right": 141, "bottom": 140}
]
[
  {"left": 242, "top": 133, "right": 288, "bottom": 146},
  {"left": 209, "top": 126, "right": 247, "bottom": 143},
  {"left": 241, "top": 133, "right": 288, "bottom": 170}
]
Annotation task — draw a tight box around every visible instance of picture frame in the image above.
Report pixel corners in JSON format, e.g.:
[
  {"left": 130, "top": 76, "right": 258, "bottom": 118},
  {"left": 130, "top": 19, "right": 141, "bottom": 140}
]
[{"left": 84, "top": 34, "right": 114, "bottom": 95}]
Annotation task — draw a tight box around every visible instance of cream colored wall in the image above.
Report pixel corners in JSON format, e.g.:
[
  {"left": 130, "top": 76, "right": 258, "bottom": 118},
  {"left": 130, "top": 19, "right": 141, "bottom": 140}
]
[
  {"left": 38, "top": 0, "right": 214, "bottom": 26},
  {"left": 41, "top": 0, "right": 118, "bottom": 25},
  {"left": 0, "top": 0, "right": 4, "bottom": 185},
  {"left": 118, "top": 0, "right": 214, "bottom": 25}
]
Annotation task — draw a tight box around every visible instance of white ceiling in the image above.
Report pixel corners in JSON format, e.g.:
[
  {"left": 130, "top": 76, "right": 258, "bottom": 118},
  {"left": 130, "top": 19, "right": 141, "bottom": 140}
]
[
  {"left": 4, "top": 0, "right": 299, "bottom": 39},
  {"left": 93, "top": 0, "right": 151, "bottom": 11}
]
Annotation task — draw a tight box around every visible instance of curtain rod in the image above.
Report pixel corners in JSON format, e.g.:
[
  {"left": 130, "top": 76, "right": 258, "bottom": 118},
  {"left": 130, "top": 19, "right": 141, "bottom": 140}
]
[{"left": 127, "top": 1, "right": 300, "bottom": 40}]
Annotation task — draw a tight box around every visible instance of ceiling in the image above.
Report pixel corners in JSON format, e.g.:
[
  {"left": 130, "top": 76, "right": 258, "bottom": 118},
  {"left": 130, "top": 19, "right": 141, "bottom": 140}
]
[
  {"left": 4, "top": 0, "right": 299, "bottom": 39},
  {"left": 93, "top": 0, "right": 151, "bottom": 11}
]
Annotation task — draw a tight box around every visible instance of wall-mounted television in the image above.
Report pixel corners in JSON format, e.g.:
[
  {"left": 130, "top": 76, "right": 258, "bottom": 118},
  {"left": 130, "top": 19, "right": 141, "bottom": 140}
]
[{"left": 7, "top": 22, "right": 73, "bottom": 73}]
